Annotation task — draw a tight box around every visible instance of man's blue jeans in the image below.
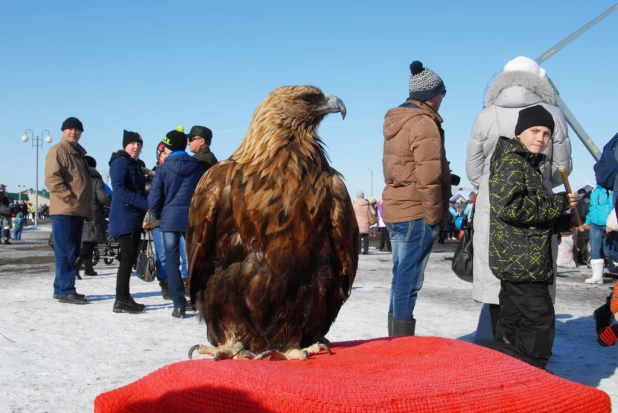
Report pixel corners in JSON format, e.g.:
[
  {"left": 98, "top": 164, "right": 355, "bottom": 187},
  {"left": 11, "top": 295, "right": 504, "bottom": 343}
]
[
  {"left": 386, "top": 218, "right": 438, "bottom": 321},
  {"left": 152, "top": 227, "right": 187, "bottom": 282},
  {"left": 51, "top": 215, "right": 84, "bottom": 297},
  {"left": 162, "top": 231, "right": 188, "bottom": 308}
]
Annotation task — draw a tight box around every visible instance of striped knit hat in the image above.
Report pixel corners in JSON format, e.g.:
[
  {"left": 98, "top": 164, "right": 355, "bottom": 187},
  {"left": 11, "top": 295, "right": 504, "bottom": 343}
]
[{"left": 408, "top": 61, "right": 446, "bottom": 101}]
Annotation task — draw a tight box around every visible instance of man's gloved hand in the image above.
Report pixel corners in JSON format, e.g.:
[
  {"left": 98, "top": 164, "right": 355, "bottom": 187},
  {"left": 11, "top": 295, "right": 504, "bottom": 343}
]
[{"left": 450, "top": 174, "right": 461, "bottom": 186}]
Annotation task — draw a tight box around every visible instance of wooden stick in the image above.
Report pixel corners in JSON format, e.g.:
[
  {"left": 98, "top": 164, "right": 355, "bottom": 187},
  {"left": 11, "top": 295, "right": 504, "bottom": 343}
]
[{"left": 559, "top": 165, "right": 581, "bottom": 227}]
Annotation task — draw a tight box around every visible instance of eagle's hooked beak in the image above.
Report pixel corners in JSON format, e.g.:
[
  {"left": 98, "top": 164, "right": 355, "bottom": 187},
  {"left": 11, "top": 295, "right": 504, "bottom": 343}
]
[{"left": 318, "top": 94, "right": 346, "bottom": 120}]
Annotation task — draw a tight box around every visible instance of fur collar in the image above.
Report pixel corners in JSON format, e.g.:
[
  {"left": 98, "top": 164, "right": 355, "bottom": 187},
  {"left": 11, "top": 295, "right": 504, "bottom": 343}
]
[{"left": 484, "top": 71, "right": 555, "bottom": 108}]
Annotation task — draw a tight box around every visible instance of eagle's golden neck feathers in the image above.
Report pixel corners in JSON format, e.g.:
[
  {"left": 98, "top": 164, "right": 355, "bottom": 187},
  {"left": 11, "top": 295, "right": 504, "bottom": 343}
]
[{"left": 231, "top": 86, "right": 345, "bottom": 166}]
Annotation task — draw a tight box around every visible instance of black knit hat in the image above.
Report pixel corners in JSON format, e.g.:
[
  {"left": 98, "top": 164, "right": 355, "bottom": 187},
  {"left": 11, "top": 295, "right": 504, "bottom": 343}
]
[
  {"left": 515, "top": 105, "right": 555, "bottom": 137},
  {"left": 188, "top": 125, "right": 213, "bottom": 144},
  {"left": 408, "top": 61, "right": 446, "bottom": 101},
  {"left": 163, "top": 130, "right": 187, "bottom": 152},
  {"left": 123, "top": 130, "right": 143, "bottom": 148},
  {"left": 61, "top": 117, "right": 84, "bottom": 132}
]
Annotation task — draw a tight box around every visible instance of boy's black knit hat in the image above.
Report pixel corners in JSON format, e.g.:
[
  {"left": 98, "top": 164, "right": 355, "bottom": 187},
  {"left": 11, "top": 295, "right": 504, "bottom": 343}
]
[
  {"left": 163, "top": 130, "right": 187, "bottom": 152},
  {"left": 515, "top": 105, "right": 555, "bottom": 137}
]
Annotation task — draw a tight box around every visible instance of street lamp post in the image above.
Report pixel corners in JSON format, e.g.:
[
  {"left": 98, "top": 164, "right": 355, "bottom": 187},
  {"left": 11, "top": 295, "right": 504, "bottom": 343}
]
[
  {"left": 366, "top": 169, "right": 373, "bottom": 199},
  {"left": 17, "top": 185, "right": 26, "bottom": 201},
  {"left": 21, "top": 130, "right": 52, "bottom": 227}
]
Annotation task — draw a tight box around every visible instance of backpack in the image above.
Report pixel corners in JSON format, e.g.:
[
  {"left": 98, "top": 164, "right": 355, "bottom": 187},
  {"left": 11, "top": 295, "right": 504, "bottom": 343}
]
[{"left": 595, "top": 132, "right": 618, "bottom": 190}]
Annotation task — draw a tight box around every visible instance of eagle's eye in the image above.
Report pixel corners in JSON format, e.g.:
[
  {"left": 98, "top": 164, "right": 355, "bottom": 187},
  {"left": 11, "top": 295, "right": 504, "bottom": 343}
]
[{"left": 300, "top": 93, "right": 319, "bottom": 105}]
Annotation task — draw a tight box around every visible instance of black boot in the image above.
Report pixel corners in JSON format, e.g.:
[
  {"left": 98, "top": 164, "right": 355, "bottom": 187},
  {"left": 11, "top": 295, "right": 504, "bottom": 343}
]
[
  {"left": 113, "top": 296, "right": 145, "bottom": 314},
  {"left": 388, "top": 312, "right": 393, "bottom": 337},
  {"left": 159, "top": 281, "right": 171, "bottom": 300},
  {"left": 3, "top": 229, "right": 11, "bottom": 245},
  {"left": 392, "top": 317, "right": 416, "bottom": 336},
  {"left": 172, "top": 306, "right": 186, "bottom": 318},
  {"left": 73, "top": 258, "right": 84, "bottom": 280},
  {"left": 84, "top": 261, "right": 98, "bottom": 276}
]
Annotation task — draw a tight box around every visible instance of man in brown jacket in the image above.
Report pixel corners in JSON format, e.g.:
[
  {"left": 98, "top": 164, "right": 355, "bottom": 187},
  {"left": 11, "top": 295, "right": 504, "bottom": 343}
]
[
  {"left": 382, "top": 61, "right": 452, "bottom": 337},
  {"left": 44, "top": 117, "right": 93, "bottom": 304}
]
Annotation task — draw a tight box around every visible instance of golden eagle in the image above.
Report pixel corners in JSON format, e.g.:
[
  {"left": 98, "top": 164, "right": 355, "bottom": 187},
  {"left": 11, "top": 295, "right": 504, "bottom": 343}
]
[{"left": 186, "top": 86, "right": 359, "bottom": 360}]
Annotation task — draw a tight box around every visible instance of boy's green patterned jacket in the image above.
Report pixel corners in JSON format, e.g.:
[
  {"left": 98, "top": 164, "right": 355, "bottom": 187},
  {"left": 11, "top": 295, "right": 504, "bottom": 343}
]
[{"left": 489, "top": 137, "right": 571, "bottom": 283}]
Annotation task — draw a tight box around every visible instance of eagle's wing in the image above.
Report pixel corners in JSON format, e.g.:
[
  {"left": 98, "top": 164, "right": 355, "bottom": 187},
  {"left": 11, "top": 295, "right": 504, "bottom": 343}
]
[
  {"left": 329, "top": 172, "right": 360, "bottom": 299},
  {"left": 186, "top": 161, "right": 231, "bottom": 306}
]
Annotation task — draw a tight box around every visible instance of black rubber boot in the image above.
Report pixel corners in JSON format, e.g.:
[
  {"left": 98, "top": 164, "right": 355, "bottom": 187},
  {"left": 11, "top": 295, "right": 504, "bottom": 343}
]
[
  {"left": 392, "top": 317, "right": 416, "bottom": 337},
  {"left": 388, "top": 312, "right": 393, "bottom": 337},
  {"left": 172, "top": 306, "right": 186, "bottom": 318}
]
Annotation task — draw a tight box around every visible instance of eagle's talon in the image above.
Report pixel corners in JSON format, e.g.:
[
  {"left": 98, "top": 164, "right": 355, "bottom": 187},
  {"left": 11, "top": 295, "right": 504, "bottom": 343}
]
[
  {"left": 301, "top": 351, "right": 309, "bottom": 361},
  {"left": 254, "top": 350, "right": 277, "bottom": 360},
  {"left": 213, "top": 351, "right": 224, "bottom": 361},
  {"left": 239, "top": 350, "right": 258, "bottom": 360},
  {"left": 188, "top": 344, "right": 200, "bottom": 360},
  {"left": 318, "top": 342, "right": 332, "bottom": 355}
]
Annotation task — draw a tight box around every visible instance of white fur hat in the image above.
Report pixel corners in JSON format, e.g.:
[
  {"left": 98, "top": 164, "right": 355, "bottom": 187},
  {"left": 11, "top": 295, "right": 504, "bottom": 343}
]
[{"left": 503, "top": 56, "right": 546, "bottom": 78}]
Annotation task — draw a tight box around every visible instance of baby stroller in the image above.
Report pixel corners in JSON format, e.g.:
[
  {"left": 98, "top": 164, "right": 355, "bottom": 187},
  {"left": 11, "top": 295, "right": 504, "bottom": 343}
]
[{"left": 92, "top": 229, "right": 121, "bottom": 266}]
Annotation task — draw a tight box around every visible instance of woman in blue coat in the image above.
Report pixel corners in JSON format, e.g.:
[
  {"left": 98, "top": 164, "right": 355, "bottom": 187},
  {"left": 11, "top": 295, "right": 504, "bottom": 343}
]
[
  {"left": 109, "top": 130, "right": 149, "bottom": 314},
  {"left": 148, "top": 129, "right": 204, "bottom": 318}
]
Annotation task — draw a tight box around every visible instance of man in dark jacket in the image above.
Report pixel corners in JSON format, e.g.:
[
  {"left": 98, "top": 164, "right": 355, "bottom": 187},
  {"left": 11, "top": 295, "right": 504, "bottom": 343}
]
[
  {"left": 149, "top": 129, "right": 204, "bottom": 318},
  {"left": 187, "top": 125, "right": 217, "bottom": 173},
  {"left": 109, "top": 130, "right": 149, "bottom": 314},
  {"left": 488, "top": 105, "right": 578, "bottom": 369},
  {"left": 75, "top": 155, "right": 112, "bottom": 277}
]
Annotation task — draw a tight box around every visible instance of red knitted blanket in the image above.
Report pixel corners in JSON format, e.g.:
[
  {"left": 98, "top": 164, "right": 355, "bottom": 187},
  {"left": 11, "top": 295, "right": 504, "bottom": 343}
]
[{"left": 95, "top": 337, "right": 610, "bottom": 412}]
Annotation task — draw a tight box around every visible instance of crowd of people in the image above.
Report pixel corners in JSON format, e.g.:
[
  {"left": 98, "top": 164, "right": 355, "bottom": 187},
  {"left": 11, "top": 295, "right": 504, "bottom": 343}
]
[
  {"left": 42, "top": 117, "right": 216, "bottom": 320},
  {"left": 0, "top": 188, "right": 50, "bottom": 245},
  {"left": 7, "top": 54, "right": 614, "bottom": 371}
]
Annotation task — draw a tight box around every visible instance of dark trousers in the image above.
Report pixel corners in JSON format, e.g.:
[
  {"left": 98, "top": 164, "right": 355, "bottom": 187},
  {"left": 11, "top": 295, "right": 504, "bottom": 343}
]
[
  {"left": 51, "top": 215, "right": 84, "bottom": 297},
  {"left": 359, "top": 233, "right": 369, "bottom": 255},
  {"left": 379, "top": 227, "right": 391, "bottom": 251},
  {"left": 78, "top": 242, "right": 97, "bottom": 269},
  {"left": 494, "top": 281, "right": 555, "bottom": 369},
  {"left": 116, "top": 230, "right": 142, "bottom": 300}
]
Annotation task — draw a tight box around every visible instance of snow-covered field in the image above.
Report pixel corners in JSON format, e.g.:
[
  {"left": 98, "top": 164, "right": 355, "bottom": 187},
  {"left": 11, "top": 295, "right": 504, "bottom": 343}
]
[{"left": 1, "top": 225, "right": 616, "bottom": 412}]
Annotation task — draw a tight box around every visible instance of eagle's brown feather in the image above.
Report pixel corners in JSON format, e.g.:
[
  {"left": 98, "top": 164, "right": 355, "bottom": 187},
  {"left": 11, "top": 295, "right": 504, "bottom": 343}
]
[{"left": 186, "top": 86, "right": 359, "bottom": 355}]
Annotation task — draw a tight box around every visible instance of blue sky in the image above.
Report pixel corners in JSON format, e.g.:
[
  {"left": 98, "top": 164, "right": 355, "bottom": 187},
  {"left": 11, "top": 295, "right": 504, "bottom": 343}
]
[{"left": 1, "top": 1, "right": 617, "bottom": 199}]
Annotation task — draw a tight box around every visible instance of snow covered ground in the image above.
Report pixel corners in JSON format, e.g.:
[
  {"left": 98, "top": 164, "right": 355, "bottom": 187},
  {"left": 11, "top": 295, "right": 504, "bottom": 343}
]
[{"left": 1, "top": 225, "right": 616, "bottom": 412}]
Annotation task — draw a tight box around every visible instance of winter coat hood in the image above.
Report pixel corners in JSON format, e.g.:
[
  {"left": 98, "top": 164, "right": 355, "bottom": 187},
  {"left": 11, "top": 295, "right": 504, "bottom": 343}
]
[
  {"left": 163, "top": 153, "right": 203, "bottom": 177},
  {"left": 383, "top": 100, "right": 443, "bottom": 141},
  {"left": 485, "top": 71, "right": 556, "bottom": 108}
]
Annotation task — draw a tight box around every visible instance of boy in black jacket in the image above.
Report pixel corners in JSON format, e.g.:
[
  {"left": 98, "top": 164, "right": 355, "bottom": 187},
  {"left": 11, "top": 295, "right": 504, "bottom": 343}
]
[{"left": 488, "top": 105, "right": 578, "bottom": 369}]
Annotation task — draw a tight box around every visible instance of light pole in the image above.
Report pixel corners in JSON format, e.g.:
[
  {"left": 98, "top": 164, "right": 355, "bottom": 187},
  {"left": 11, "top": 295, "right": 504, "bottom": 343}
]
[
  {"left": 17, "top": 185, "right": 26, "bottom": 201},
  {"left": 366, "top": 169, "right": 373, "bottom": 199},
  {"left": 21, "top": 129, "right": 52, "bottom": 227}
]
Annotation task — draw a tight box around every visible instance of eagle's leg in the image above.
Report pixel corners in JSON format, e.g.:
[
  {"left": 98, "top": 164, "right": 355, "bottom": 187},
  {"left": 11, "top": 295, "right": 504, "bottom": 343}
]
[
  {"left": 253, "top": 339, "right": 332, "bottom": 361},
  {"left": 188, "top": 342, "right": 248, "bottom": 361}
]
